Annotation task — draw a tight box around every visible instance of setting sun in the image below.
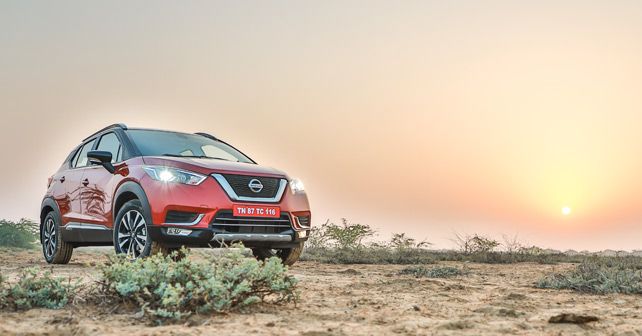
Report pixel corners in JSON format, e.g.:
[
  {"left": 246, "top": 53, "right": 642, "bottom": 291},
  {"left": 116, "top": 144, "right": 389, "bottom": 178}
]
[{"left": 562, "top": 207, "right": 572, "bottom": 216}]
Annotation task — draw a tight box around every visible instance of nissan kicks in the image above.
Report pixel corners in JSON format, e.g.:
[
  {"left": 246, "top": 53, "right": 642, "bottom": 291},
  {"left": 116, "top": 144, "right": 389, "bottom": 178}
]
[{"left": 40, "top": 124, "right": 311, "bottom": 265}]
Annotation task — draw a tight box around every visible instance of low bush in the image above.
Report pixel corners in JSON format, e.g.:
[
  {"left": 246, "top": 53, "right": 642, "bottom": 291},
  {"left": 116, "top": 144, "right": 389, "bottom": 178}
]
[
  {"left": 0, "top": 219, "right": 39, "bottom": 249},
  {"left": 400, "top": 265, "right": 468, "bottom": 278},
  {"left": 0, "top": 268, "right": 75, "bottom": 310},
  {"left": 536, "top": 258, "right": 642, "bottom": 294},
  {"left": 100, "top": 248, "right": 298, "bottom": 321}
]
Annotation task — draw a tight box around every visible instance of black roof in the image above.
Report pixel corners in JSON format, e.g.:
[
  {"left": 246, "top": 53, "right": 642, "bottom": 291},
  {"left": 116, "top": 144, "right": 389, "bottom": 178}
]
[{"left": 82, "top": 123, "right": 127, "bottom": 141}]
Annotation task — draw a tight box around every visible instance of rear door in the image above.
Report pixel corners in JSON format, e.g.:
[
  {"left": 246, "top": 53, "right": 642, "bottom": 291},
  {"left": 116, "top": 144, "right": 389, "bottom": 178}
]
[{"left": 79, "top": 132, "right": 124, "bottom": 228}]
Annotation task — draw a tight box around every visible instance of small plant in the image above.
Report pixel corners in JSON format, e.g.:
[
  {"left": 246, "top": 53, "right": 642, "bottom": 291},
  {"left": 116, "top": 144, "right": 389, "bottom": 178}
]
[
  {"left": 453, "top": 233, "right": 500, "bottom": 254},
  {"left": 537, "top": 258, "right": 642, "bottom": 294},
  {"left": 0, "top": 268, "right": 75, "bottom": 310},
  {"left": 100, "top": 248, "right": 298, "bottom": 321},
  {"left": 0, "top": 219, "right": 39, "bottom": 249},
  {"left": 305, "top": 221, "right": 331, "bottom": 250},
  {"left": 323, "top": 219, "right": 376, "bottom": 249},
  {"left": 400, "top": 265, "right": 467, "bottom": 278},
  {"left": 389, "top": 233, "right": 431, "bottom": 249}
]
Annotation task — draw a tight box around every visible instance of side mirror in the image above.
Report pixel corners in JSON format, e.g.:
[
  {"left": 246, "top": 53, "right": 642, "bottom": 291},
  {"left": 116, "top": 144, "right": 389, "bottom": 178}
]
[{"left": 87, "top": 150, "right": 115, "bottom": 174}]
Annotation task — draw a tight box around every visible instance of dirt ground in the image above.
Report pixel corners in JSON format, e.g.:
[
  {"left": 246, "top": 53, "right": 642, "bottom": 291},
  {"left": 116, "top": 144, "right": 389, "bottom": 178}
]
[{"left": 1, "top": 248, "right": 641, "bottom": 336}]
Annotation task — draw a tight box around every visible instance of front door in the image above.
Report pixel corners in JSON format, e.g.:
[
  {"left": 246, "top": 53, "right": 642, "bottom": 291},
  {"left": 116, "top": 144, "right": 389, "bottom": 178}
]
[
  {"left": 79, "top": 132, "right": 123, "bottom": 229},
  {"left": 59, "top": 138, "right": 97, "bottom": 225}
]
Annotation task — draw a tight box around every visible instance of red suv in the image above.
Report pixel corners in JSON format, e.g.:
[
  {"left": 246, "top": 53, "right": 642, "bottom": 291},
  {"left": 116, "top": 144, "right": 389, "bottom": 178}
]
[{"left": 40, "top": 124, "right": 311, "bottom": 265}]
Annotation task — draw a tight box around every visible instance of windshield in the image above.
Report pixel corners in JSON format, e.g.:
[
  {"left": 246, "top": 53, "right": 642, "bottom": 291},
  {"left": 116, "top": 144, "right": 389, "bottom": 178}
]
[{"left": 127, "top": 129, "right": 254, "bottom": 164}]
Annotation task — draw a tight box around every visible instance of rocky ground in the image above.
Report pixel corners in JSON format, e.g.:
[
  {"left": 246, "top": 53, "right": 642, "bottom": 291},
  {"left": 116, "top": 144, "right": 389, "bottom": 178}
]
[{"left": 1, "top": 248, "right": 641, "bottom": 335}]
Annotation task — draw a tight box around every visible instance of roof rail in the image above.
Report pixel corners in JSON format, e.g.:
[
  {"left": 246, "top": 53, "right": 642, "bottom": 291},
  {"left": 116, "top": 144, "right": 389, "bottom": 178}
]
[
  {"left": 83, "top": 123, "right": 128, "bottom": 141},
  {"left": 195, "top": 132, "right": 219, "bottom": 141}
]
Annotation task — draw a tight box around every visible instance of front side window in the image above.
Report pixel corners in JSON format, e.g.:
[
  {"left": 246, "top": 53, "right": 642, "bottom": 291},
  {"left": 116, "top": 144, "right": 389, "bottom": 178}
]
[
  {"left": 73, "top": 139, "right": 96, "bottom": 168},
  {"left": 96, "top": 132, "right": 122, "bottom": 163},
  {"left": 127, "top": 130, "right": 253, "bottom": 163}
]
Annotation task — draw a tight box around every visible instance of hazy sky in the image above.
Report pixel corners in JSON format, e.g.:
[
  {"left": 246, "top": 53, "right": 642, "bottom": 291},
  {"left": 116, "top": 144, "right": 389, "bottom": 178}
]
[{"left": 2, "top": 1, "right": 642, "bottom": 250}]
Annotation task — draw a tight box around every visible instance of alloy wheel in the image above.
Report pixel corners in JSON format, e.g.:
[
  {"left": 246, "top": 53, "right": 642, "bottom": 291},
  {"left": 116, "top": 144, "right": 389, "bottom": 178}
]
[
  {"left": 43, "top": 217, "right": 56, "bottom": 259},
  {"left": 117, "top": 210, "right": 148, "bottom": 258}
]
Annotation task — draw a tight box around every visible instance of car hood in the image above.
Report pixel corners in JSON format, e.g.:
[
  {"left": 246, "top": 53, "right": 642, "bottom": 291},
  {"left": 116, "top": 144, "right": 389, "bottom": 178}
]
[{"left": 141, "top": 156, "right": 288, "bottom": 178}]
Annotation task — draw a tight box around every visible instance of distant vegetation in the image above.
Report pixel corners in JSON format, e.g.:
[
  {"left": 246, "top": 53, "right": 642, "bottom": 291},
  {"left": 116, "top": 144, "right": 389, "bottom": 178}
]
[
  {"left": 301, "top": 219, "right": 642, "bottom": 265},
  {"left": 0, "top": 219, "right": 39, "bottom": 249}
]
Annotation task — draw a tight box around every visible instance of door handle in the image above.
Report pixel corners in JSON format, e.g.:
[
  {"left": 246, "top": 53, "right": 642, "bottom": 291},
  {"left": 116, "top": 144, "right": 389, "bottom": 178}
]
[
  {"left": 59, "top": 176, "right": 65, "bottom": 183},
  {"left": 82, "top": 178, "right": 89, "bottom": 186}
]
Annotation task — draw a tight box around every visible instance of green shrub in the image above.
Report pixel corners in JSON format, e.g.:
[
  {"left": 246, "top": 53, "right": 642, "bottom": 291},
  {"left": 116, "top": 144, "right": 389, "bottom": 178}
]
[
  {"left": 400, "top": 265, "right": 467, "bottom": 278},
  {"left": 100, "top": 248, "right": 298, "bottom": 321},
  {"left": 537, "top": 258, "right": 642, "bottom": 294},
  {"left": 0, "top": 219, "right": 39, "bottom": 249},
  {"left": 0, "top": 268, "right": 75, "bottom": 310}
]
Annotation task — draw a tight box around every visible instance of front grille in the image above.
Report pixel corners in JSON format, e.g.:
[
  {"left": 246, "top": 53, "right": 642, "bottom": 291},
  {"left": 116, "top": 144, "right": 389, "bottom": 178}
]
[
  {"left": 220, "top": 174, "right": 280, "bottom": 198},
  {"left": 210, "top": 210, "right": 292, "bottom": 234},
  {"left": 165, "top": 211, "right": 199, "bottom": 223}
]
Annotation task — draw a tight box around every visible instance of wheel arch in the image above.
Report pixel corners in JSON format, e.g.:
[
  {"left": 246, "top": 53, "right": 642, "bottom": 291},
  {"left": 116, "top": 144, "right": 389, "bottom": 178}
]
[
  {"left": 40, "top": 198, "right": 61, "bottom": 244},
  {"left": 113, "top": 181, "right": 153, "bottom": 225}
]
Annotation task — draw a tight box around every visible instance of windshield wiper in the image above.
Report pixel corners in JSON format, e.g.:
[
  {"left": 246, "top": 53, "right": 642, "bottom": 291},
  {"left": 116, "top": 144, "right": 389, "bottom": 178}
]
[{"left": 161, "top": 153, "right": 238, "bottom": 162}]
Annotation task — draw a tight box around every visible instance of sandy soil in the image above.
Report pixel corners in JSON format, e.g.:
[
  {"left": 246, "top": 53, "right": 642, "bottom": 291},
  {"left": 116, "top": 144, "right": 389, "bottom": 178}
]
[{"left": 1, "top": 248, "right": 641, "bottom": 336}]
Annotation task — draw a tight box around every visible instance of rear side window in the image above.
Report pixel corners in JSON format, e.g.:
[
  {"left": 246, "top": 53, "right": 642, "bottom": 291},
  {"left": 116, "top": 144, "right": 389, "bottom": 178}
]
[
  {"left": 73, "top": 139, "right": 96, "bottom": 168},
  {"left": 96, "top": 133, "right": 122, "bottom": 163}
]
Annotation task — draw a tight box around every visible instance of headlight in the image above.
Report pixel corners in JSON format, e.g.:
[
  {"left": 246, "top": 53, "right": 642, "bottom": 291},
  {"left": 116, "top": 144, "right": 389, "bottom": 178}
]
[
  {"left": 290, "top": 178, "right": 305, "bottom": 194},
  {"left": 143, "top": 166, "right": 207, "bottom": 186}
]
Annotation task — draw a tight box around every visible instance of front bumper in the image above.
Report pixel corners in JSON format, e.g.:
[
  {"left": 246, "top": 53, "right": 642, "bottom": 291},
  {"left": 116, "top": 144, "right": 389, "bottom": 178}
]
[
  {"left": 148, "top": 225, "right": 309, "bottom": 249},
  {"left": 140, "top": 171, "right": 311, "bottom": 248}
]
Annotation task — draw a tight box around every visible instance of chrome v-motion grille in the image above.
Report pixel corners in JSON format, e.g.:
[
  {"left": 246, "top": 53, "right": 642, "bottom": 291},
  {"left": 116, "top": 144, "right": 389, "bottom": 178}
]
[
  {"left": 221, "top": 174, "right": 279, "bottom": 198},
  {"left": 212, "top": 174, "right": 288, "bottom": 203}
]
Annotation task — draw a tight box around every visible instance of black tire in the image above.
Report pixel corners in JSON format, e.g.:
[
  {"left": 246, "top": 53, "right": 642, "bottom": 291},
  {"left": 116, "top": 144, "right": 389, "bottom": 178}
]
[
  {"left": 41, "top": 211, "right": 73, "bottom": 264},
  {"left": 252, "top": 242, "right": 304, "bottom": 266},
  {"left": 113, "top": 199, "right": 164, "bottom": 259}
]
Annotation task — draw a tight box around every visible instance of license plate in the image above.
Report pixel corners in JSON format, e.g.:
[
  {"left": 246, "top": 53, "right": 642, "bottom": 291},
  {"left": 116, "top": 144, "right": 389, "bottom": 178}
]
[{"left": 233, "top": 205, "right": 281, "bottom": 218}]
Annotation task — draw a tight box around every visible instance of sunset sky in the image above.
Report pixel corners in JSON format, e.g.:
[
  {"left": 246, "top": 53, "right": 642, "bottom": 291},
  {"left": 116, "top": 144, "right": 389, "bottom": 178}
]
[{"left": 2, "top": 1, "right": 642, "bottom": 251}]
